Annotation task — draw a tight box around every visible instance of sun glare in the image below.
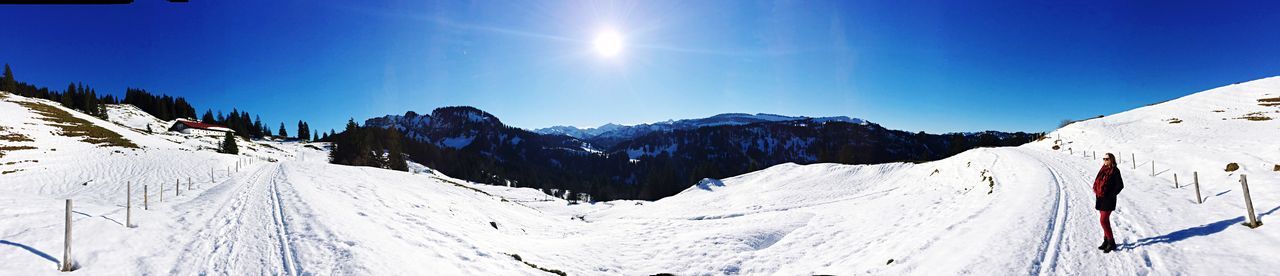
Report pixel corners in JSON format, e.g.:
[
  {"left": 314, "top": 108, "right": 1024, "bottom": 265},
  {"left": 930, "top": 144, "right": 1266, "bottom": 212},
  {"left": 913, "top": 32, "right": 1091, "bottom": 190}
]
[{"left": 593, "top": 29, "right": 624, "bottom": 58}]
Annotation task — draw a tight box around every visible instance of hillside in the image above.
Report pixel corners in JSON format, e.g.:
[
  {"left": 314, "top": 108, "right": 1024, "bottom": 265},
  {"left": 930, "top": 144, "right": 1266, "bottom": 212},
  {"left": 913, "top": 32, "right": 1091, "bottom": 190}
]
[
  {"left": 365, "top": 106, "right": 1038, "bottom": 200},
  {"left": 0, "top": 76, "right": 1278, "bottom": 274}
]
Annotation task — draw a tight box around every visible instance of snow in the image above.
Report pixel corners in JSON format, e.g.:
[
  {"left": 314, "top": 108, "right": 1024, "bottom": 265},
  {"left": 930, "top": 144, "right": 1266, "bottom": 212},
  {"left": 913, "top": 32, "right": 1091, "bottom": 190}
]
[
  {"left": 2, "top": 76, "right": 1280, "bottom": 275},
  {"left": 439, "top": 135, "right": 475, "bottom": 148}
]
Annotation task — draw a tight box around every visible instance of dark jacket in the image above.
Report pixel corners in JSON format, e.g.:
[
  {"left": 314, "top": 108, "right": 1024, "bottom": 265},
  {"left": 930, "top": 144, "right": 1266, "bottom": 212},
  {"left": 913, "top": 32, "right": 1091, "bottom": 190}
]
[{"left": 1094, "top": 166, "right": 1123, "bottom": 211}]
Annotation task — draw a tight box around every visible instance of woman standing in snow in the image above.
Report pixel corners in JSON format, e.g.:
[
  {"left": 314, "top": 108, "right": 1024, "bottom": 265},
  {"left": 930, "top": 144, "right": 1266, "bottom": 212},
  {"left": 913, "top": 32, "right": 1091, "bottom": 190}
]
[{"left": 1093, "top": 153, "right": 1124, "bottom": 253}]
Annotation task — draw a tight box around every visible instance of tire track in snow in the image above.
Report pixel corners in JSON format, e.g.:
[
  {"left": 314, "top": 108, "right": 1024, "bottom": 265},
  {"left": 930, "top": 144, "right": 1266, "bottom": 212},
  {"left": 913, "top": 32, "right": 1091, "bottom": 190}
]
[{"left": 1031, "top": 157, "right": 1069, "bottom": 275}]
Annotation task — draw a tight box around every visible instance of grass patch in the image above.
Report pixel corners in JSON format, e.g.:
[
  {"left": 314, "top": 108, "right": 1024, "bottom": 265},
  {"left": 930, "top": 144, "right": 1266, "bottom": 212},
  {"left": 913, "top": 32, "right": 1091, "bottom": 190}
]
[
  {"left": 0, "top": 145, "right": 37, "bottom": 151},
  {"left": 0, "top": 145, "right": 37, "bottom": 159},
  {"left": 433, "top": 176, "right": 495, "bottom": 197},
  {"left": 2, "top": 169, "right": 23, "bottom": 174},
  {"left": 1166, "top": 118, "right": 1183, "bottom": 124},
  {"left": 0, "top": 126, "right": 34, "bottom": 142},
  {"left": 14, "top": 101, "right": 138, "bottom": 148},
  {"left": 1260, "top": 97, "right": 1280, "bottom": 107},
  {"left": 1236, "top": 112, "right": 1273, "bottom": 121},
  {"left": 506, "top": 253, "right": 568, "bottom": 276}
]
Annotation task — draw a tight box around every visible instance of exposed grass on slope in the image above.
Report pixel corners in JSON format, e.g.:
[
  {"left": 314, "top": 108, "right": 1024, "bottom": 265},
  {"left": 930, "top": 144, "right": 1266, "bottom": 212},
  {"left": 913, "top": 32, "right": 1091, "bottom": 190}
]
[
  {"left": 1236, "top": 111, "right": 1273, "bottom": 121},
  {"left": 0, "top": 126, "right": 37, "bottom": 158},
  {"left": 14, "top": 101, "right": 139, "bottom": 148},
  {"left": 506, "top": 254, "right": 568, "bottom": 276},
  {"left": 1259, "top": 97, "right": 1280, "bottom": 107}
]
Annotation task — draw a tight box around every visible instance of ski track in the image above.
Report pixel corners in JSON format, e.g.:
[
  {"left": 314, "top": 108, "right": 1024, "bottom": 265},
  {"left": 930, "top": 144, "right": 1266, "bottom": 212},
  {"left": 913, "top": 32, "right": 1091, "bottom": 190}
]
[
  {"left": 269, "top": 167, "right": 301, "bottom": 276},
  {"left": 169, "top": 162, "right": 303, "bottom": 275},
  {"left": 1030, "top": 149, "right": 1069, "bottom": 275}
]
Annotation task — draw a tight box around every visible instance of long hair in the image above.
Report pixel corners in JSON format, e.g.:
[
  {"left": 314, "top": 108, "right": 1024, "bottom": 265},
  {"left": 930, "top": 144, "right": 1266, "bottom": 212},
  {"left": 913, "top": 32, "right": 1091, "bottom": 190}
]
[{"left": 1104, "top": 153, "right": 1116, "bottom": 167}]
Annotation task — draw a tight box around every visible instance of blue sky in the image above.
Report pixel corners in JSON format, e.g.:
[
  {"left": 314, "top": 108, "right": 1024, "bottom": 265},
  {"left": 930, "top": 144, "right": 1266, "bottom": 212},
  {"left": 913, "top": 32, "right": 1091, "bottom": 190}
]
[{"left": 1, "top": 0, "right": 1278, "bottom": 134}]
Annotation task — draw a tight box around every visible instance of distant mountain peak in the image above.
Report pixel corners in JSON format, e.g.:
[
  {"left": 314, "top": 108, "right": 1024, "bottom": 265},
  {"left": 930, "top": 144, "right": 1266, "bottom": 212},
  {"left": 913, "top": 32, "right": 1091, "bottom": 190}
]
[{"left": 533, "top": 112, "right": 867, "bottom": 141}]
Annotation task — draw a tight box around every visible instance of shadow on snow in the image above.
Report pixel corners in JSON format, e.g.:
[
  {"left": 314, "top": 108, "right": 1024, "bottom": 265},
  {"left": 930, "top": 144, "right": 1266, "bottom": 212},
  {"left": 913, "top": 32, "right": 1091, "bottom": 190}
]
[
  {"left": 0, "top": 239, "right": 59, "bottom": 264},
  {"left": 1121, "top": 204, "right": 1280, "bottom": 250}
]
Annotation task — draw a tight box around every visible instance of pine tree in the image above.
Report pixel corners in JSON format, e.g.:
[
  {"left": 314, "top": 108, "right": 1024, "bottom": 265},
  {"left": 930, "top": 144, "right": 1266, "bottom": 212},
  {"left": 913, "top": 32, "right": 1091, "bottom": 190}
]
[
  {"left": 202, "top": 109, "right": 215, "bottom": 123},
  {"left": 253, "top": 116, "right": 264, "bottom": 138},
  {"left": 278, "top": 122, "right": 288, "bottom": 138},
  {"left": 1, "top": 64, "right": 15, "bottom": 93},
  {"left": 386, "top": 128, "right": 408, "bottom": 171},
  {"left": 220, "top": 131, "right": 239, "bottom": 154},
  {"left": 313, "top": 130, "right": 319, "bottom": 142},
  {"left": 60, "top": 83, "right": 75, "bottom": 108},
  {"left": 297, "top": 120, "right": 308, "bottom": 141}
]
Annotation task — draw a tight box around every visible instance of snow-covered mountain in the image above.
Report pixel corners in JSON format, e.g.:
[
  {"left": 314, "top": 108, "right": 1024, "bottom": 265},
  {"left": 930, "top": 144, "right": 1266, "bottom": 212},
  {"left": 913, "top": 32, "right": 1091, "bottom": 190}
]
[
  {"left": 534, "top": 112, "right": 866, "bottom": 142},
  {"left": 2, "top": 76, "right": 1279, "bottom": 275},
  {"left": 362, "top": 106, "right": 1034, "bottom": 200}
]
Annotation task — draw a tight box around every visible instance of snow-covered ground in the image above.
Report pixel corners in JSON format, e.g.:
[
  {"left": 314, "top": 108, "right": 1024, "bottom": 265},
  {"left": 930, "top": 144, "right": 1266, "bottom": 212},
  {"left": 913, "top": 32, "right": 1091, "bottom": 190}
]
[{"left": 1, "top": 76, "right": 1278, "bottom": 275}]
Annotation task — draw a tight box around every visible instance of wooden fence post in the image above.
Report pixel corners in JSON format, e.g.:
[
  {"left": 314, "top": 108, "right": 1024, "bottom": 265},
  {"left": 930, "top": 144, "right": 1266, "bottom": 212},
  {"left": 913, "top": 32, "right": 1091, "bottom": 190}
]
[
  {"left": 1241, "top": 174, "right": 1262, "bottom": 228},
  {"left": 1174, "top": 174, "right": 1179, "bottom": 188},
  {"left": 61, "top": 199, "right": 73, "bottom": 272},
  {"left": 144, "top": 185, "right": 149, "bottom": 210},
  {"left": 188, "top": 177, "right": 192, "bottom": 190},
  {"left": 126, "top": 182, "right": 133, "bottom": 228},
  {"left": 1132, "top": 153, "right": 1136, "bottom": 170},
  {"left": 175, "top": 179, "right": 180, "bottom": 197},
  {"left": 1151, "top": 161, "right": 1155, "bottom": 177},
  {"left": 1194, "top": 171, "right": 1202, "bottom": 204}
]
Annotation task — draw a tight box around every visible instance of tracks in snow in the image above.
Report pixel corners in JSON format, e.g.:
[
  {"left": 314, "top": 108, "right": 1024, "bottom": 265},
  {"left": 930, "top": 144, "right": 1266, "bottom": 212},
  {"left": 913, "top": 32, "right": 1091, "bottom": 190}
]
[
  {"left": 1031, "top": 152, "right": 1070, "bottom": 275},
  {"left": 269, "top": 167, "right": 301, "bottom": 276},
  {"left": 170, "top": 162, "right": 303, "bottom": 275}
]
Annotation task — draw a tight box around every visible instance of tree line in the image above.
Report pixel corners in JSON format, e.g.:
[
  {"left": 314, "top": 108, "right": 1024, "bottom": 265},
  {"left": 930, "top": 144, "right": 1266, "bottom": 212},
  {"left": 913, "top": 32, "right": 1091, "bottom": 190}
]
[
  {"left": 328, "top": 119, "right": 407, "bottom": 171},
  {"left": 2, "top": 63, "right": 322, "bottom": 148},
  {"left": 3, "top": 64, "right": 116, "bottom": 118}
]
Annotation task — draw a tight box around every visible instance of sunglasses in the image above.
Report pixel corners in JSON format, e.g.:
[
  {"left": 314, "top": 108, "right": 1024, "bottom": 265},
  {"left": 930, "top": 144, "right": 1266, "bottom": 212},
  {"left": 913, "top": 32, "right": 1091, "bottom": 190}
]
[{"left": 1103, "top": 158, "right": 1112, "bottom": 161}]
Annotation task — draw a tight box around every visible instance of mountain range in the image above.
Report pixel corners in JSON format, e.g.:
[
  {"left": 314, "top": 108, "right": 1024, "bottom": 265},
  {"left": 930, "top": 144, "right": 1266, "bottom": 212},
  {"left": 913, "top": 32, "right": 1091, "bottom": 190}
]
[{"left": 363, "top": 108, "right": 1040, "bottom": 200}]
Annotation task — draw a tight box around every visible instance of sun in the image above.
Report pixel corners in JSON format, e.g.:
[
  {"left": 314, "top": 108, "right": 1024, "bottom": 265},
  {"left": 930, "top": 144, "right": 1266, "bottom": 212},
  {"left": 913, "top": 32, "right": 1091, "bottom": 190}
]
[{"left": 592, "top": 29, "right": 624, "bottom": 58}]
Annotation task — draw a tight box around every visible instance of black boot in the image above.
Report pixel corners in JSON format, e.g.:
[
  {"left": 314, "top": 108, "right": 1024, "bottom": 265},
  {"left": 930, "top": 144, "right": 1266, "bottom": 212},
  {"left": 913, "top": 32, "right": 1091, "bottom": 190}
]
[
  {"left": 1098, "top": 240, "right": 1108, "bottom": 250},
  {"left": 1102, "top": 239, "right": 1116, "bottom": 253}
]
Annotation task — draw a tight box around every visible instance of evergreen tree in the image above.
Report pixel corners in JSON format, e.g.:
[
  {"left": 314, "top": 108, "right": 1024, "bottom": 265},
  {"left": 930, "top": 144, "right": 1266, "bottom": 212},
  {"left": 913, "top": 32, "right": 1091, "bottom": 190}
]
[
  {"left": 313, "top": 130, "right": 319, "bottom": 142},
  {"left": 60, "top": 83, "right": 75, "bottom": 108},
  {"left": 385, "top": 128, "right": 408, "bottom": 171},
  {"left": 278, "top": 122, "right": 288, "bottom": 138},
  {"left": 253, "top": 116, "right": 264, "bottom": 138},
  {"left": 329, "top": 119, "right": 359, "bottom": 163},
  {"left": 201, "top": 109, "right": 215, "bottom": 123},
  {"left": 219, "top": 131, "right": 239, "bottom": 154},
  {"left": 296, "top": 120, "right": 309, "bottom": 141},
  {"left": 1, "top": 64, "right": 15, "bottom": 93}
]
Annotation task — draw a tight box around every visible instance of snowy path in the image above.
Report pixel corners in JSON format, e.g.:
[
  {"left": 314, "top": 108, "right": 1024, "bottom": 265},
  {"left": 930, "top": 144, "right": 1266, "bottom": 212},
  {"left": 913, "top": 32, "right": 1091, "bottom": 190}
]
[
  {"left": 1031, "top": 157, "right": 1068, "bottom": 275},
  {"left": 169, "top": 162, "right": 305, "bottom": 275}
]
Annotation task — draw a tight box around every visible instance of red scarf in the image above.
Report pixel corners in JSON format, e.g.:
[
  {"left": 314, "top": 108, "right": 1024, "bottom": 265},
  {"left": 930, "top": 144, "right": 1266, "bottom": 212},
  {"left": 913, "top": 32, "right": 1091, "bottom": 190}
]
[{"left": 1093, "top": 165, "right": 1114, "bottom": 197}]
